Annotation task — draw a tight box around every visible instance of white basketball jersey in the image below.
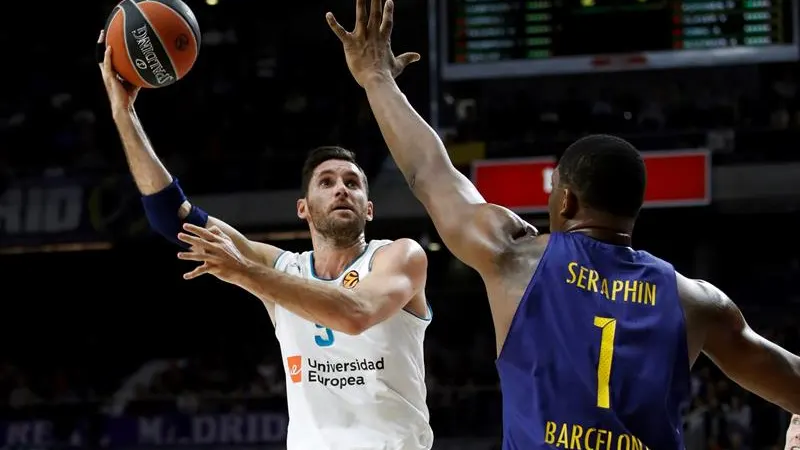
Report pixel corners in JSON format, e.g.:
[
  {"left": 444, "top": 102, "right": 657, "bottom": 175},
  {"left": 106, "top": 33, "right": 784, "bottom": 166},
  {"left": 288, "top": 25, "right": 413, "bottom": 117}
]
[{"left": 273, "top": 240, "right": 433, "bottom": 450}]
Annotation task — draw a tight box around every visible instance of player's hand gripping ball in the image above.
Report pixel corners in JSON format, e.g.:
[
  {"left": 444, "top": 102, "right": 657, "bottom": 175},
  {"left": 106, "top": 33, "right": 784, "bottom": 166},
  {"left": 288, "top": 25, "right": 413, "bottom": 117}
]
[{"left": 99, "top": 0, "right": 201, "bottom": 88}]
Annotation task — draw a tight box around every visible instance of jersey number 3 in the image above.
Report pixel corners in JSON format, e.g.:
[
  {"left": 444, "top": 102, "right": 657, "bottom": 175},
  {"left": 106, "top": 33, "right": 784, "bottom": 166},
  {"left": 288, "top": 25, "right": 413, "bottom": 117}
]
[
  {"left": 593, "top": 316, "right": 617, "bottom": 409},
  {"left": 315, "top": 324, "right": 335, "bottom": 347}
]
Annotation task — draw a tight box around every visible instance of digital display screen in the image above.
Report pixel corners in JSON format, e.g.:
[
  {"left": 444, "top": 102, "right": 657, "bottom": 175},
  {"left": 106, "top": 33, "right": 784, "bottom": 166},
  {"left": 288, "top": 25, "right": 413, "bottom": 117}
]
[{"left": 441, "top": 0, "right": 798, "bottom": 78}]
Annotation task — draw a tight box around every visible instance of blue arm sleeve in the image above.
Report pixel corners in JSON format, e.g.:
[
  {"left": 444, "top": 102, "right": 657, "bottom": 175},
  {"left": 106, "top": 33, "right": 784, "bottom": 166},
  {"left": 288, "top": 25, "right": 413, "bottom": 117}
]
[{"left": 141, "top": 178, "right": 209, "bottom": 248}]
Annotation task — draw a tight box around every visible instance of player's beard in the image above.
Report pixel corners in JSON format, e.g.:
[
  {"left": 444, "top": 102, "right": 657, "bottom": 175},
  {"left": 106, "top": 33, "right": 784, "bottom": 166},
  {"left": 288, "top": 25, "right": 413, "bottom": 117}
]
[{"left": 308, "top": 202, "right": 366, "bottom": 247}]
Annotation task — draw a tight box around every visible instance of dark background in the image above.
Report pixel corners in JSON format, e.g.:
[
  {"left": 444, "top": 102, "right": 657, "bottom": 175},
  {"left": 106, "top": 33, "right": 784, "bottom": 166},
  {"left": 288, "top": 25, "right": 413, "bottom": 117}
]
[{"left": 0, "top": 0, "right": 799, "bottom": 449}]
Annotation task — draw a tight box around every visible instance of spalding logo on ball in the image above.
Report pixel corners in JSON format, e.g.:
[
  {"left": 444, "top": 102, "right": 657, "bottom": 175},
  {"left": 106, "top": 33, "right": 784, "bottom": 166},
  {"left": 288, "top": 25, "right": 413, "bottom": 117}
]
[{"left": 104, "top": 0, "right": 201, "bottom": 88}]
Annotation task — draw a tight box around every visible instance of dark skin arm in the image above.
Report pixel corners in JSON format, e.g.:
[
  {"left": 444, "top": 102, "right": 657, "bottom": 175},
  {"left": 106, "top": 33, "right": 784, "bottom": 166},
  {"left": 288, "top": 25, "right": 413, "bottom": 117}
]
[
  {"left": 326, "top": 0, "right": 535, "bottom": 277},
  {"left": 326, "top": 0, "right": 539, "bottom": 352},
  {"left": 678, "top": 273, "right": 800, "bottom": 414}
]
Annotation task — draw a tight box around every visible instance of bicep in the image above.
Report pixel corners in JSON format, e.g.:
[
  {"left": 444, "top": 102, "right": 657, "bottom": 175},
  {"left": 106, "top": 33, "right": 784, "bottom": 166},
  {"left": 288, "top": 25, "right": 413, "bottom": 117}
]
[
  {"left": 413, "top": 167, "right": 526, "bottom": 272},
  {"left": 698, "top": 281, "right": 800, "bottom": 411},
  {"left": 354, "top": 240, "right": 427, "bottom": 324}
]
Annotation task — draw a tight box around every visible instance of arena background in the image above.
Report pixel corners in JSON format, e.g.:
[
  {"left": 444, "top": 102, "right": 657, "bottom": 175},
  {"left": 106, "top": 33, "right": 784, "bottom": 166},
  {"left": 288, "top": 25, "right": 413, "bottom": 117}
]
[{"left": 1, "top": 0, "right": 799, "bottom": 449}]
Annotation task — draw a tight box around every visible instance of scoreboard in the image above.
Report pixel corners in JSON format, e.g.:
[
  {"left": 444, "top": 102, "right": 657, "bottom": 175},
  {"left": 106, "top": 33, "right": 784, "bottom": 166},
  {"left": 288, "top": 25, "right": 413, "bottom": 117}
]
[{"left": 440, "top": 0, "right": 799, "bottom": 78}]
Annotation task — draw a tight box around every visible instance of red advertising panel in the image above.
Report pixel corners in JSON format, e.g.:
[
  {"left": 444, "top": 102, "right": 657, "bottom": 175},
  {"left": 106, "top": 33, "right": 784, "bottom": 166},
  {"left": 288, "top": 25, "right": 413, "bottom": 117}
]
[{"left": 472, "top": 150, "right": 710, "bottom": 213}]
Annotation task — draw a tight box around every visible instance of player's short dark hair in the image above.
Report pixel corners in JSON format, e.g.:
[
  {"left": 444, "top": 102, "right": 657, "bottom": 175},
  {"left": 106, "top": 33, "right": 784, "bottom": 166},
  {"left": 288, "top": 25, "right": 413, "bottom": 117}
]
[
  {"left": 557, "top": 134, "right": 646, "bottom": 218},
  {"left": 301, "top": 146, "right": 369, "bottom": 196}
]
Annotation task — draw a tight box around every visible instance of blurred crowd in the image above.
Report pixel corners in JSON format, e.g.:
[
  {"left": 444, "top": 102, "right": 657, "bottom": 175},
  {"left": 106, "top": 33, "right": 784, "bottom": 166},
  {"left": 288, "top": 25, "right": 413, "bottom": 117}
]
[
  {"left": 1, "top": 243, "right": 799, "bottom": 449},
  {"left": 4, "top": 59, "right": 800, "bottom": 191},
  {"left": 2, "top": 0, "right": 800, "bottom": 194},
  {"left": 0, "top": 316, "right": 796, "bottom": 449},
  {"left": 2, "top": 2, "right": 800, "bottom": 450}
]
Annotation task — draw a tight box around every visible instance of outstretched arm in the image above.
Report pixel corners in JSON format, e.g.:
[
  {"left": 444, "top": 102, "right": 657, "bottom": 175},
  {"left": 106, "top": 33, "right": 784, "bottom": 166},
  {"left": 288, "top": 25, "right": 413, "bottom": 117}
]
[
  {"left": 364, "top": 78, "right": 535, "bottom": 272},
  {"left": 680, "top": 275, "right": 800, "bottom": 414},
  {"left": 326, "top": 0, "right": 534, "bottom": 274},
  {"left": 178, "top": 231, "right": 427, "bottom": 335}
]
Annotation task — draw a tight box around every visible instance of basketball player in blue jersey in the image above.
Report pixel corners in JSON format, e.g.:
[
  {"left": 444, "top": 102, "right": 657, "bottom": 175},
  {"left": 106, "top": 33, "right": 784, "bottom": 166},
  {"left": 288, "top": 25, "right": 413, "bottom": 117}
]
[{"left": 327, "top": 1, "right": 800, "bottom": 448}]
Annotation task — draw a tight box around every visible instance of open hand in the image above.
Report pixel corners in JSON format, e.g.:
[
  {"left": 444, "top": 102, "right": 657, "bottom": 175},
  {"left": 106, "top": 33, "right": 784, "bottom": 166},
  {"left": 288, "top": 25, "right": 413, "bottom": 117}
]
[
  {"left": 326, "top": 0, "right": 420, "bottom": 87},
  {"left": 96, "top": 30, "right": 140, "bottom": 112},
  {"left": 787, "top": 414, "right": 800, "bottom": 450},
  {"left": 177, "top": 224, "right": 251, "bottom": 284}
]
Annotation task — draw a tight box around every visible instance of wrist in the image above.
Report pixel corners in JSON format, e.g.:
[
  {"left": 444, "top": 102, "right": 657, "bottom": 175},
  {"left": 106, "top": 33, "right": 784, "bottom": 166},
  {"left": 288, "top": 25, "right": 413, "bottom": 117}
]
[
  {"left": 111, "top": 105, "right": 136, "bottom": 122},
  {"left": 236, "top": 259, "right": 271, "bottom": 290},
  {"left": 361, "top": 72, "right": 394, "bottom": 90}
]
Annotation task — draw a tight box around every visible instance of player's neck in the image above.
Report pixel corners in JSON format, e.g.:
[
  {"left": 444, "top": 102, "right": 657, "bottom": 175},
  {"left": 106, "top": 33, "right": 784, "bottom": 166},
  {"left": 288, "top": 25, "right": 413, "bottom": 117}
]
[
  {"left": 310, "top": 234, "right": 368, "bottom": 279},
  {"left": 564, "top": 212, "right": 634, "bottom": 246}
]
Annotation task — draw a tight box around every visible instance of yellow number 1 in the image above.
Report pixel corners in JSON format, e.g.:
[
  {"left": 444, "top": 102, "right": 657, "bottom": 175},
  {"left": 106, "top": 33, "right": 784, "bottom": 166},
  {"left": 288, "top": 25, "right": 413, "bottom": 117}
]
[{"left": 593, "top": 316, "right": 617, "bottom": 409}]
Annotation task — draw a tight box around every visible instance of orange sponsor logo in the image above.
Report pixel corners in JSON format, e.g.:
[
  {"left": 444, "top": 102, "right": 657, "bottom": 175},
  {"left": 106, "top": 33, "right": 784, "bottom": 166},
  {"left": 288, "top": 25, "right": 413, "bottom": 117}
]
[
  {"left": 287, "top": 355, "right": 302, "bottom": 383},
  {"left": 342, "top": 270, "right": 360, "bottom": 289}
]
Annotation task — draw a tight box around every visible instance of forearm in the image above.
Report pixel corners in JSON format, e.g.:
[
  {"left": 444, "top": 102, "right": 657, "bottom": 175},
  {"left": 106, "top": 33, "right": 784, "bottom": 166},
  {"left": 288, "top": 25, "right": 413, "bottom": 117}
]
[
  {"left": 363, "top": 75, "right": 453, "bottom": 191},
  {"left": 112, "top": 108, "right": 173, "bottom": 195},
  {"left": 725, "top": 336, "right": 800, "bottom": 414},
  {"left": 237, "top": 264, "right": 368, "bottom": 335},
  {"left": 113, "top": 108, "right": 208, "bottom": 243},
  {"left": 756, "top": 345, "right": 800, "bottom": 414}
]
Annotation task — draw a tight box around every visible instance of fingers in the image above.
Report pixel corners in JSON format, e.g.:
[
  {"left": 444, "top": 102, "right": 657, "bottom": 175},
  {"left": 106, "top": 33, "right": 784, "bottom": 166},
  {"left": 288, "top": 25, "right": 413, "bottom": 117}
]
[
  {"left": 396, "top": 52, "right": 421, "bottom": 68},
  {"left": 379, "top": 0, "right": 394, "bottom": 39},
  {"left": 177, "top": 251, "right": 212, "bottom": 262},
  {"left": 177, "top": 232, "right": 212, "bottom": 249},
  {"left": 182, "top": 223, "right": 221, "bottom": 241},
  {"left": 326, "top": 12, "right": 350, "bottom": 42},
  {"left": 355, "top": 0, "right": 368, "bottom": 33},
  {"left": 183, "top": 263, "right": 210, "bottom": 280},
  {"left": 103, "top": 46, "right": 114, "bottom": 75},
  {"left": 367, "top": 0, "right": 382, "bottom": 30}
]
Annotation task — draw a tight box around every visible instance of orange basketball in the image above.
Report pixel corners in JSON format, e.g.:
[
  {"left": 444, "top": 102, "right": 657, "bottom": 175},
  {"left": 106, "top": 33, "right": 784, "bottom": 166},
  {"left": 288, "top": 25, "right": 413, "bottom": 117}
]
[{"left": 104, "top": 0, "right": 200, "bottom": 88}]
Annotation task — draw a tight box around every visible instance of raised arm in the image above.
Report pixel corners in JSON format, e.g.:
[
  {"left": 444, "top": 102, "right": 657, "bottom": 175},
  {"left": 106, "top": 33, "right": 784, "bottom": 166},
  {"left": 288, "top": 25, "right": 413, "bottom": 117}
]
[
  {"left": 678, "top": 274, "right": 800, "bottom": 414},
  {"left": 97, "top": 31, "right": 281, "bottom": 269},
  {"left": 97, "top": 31, "right": 283, "bottom": 323},
  {"left": 326, "top": 0, "right": 534, "bottom": 273}
]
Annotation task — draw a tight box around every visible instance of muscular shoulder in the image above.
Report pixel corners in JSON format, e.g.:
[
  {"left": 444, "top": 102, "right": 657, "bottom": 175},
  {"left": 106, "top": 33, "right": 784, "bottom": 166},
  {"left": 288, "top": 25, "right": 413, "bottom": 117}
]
[
  {"left": 475, "top": 203, "right": 534, "bottom": 238},
  {"left": 676, "top": 272, "right": 734, "bottom": 318},
  {"left": 471, "top": 203, "right": 539, "bottom": 264},
  {"left": 676, "top": 272, "right": 744, "bottom": 347},
  {"left": 371, "top": 238, "right": 428, "bottom": 275}
]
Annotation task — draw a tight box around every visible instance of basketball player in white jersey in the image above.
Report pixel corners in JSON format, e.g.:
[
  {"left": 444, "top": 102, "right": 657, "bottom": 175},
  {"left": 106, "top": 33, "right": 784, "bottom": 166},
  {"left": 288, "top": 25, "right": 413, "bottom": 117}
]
[{"left": 97, "top": 30, "right": 433, "bottom": 450}]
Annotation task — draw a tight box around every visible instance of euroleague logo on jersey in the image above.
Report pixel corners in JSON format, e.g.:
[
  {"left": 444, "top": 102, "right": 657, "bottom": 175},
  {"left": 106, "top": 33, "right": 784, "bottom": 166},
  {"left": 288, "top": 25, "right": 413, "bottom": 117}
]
[{"left": 342, "top": 270, "right": 360, "bottom": 289}]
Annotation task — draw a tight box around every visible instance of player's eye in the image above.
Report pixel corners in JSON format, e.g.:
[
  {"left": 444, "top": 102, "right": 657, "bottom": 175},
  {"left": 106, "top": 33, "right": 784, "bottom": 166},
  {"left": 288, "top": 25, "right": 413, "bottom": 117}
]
[
  {"left": 346, "top": 180, "right": 358, "bottom": 189},
  {"left": 319, "top": 179, "right": 331, "bottom": 187}
]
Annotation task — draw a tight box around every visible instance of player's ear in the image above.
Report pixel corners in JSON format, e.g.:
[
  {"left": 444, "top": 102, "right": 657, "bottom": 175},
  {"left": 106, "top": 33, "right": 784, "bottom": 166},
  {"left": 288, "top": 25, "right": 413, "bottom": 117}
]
[
  {"left": 365, "top": 200, "right": 374, "bottom": 222},
  {"left": 297, "top": 198, "right": 308, "bottom": 220},
  {"left": 560, "top": 188, "right": 578, "bottom": 219}
]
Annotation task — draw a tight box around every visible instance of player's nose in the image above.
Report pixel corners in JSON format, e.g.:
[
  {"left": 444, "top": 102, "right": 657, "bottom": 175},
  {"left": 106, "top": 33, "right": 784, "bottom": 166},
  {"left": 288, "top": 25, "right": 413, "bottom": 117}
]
[{"left": 333, "top": 180, "right": 350, "bottom": 197}]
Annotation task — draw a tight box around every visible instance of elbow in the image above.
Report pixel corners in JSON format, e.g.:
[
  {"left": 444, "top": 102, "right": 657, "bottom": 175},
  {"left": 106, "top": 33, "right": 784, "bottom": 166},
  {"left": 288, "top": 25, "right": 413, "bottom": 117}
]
[
  {"left": 339, "top": 310, "right": 374, "bottom": 335},
  {"left": 338, "top": 296, "right": 377, "bottom": 335}
]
